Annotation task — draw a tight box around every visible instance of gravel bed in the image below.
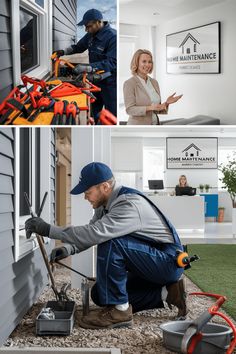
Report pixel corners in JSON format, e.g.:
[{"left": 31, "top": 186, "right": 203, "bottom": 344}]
[{"left": 2, "top": 266, "right": 236, "bottom": 354}]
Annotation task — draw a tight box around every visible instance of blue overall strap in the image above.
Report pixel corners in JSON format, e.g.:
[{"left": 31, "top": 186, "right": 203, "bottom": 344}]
[{"left": 118, "top": 186, "right": 183, "bottom": 253}]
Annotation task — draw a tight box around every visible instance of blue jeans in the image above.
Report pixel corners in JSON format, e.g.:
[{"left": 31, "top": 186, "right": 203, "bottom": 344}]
[{"left": 91, "top": 235, "right": 184, "bottom": 312}]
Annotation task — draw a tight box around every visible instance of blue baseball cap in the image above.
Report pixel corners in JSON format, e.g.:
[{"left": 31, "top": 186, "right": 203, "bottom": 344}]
[
  {"left": 77, "top": 9, "right": 103, "bottom": 26},
  {"left": 70, "top": 162, "right": 113, "bottom": 195}
]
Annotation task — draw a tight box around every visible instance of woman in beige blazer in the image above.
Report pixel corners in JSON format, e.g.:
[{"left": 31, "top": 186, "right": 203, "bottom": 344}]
[{"left": 123, "top": 49, "right": 182, "bottom": 125}]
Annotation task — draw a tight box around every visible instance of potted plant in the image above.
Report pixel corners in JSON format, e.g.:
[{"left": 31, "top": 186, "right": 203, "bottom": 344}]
[
  {"left": 204, "top": 184, "right": 210, "bottom": 193},
  {"left": 199, "top": 184, "right": 204, "bottom": 193},
  {"left": 218, "top": 207, "right": 225, "bottom": 223},
  {"left": 219, "top": 153, "right": 236, "bottom": 234}
]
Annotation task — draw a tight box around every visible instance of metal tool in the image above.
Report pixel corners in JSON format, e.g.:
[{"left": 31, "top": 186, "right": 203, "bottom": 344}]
[
  {"left": 56, "top": 260, "right": 95, "bottom": 315},
  {"left": 24, "top": 192, "right": 69, "bottom": 302}
]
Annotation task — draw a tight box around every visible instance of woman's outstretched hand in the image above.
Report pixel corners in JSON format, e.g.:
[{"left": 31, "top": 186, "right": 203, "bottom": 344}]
[{"left": 166, "top": 92, "right": 183, "bottom": 105}]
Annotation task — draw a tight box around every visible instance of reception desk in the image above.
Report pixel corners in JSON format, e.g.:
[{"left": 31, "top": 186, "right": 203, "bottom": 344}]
[{"left": 147, "top": 195, "right": 205, "bottom": 232}]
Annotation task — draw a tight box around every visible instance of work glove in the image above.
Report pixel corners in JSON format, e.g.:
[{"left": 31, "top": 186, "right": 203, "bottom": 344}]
[
  {"left": 73, "top": 64, "right": 93, "bottom": 75},
  {"left": 50, "top": 247, "right": 69, "bottom": 263},
  {"left": 25, "top": 217, "right": 51, "bottom": 239}
]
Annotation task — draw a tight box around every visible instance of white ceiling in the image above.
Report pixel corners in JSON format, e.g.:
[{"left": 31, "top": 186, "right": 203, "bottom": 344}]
[
  {"left": 119, "top": 0, "right": 228, "bottom": 25},
  {"left": 111, "top": 126, "right": 236, "bottom": 138}
]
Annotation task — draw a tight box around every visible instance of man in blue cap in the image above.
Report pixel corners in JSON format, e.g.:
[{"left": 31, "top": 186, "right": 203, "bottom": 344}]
[
  {"left": 56, "top": 9, "right": 117, "bottom": 122},
  {"left": 25, "top": 162, "right": 187, "bottom": 329}
]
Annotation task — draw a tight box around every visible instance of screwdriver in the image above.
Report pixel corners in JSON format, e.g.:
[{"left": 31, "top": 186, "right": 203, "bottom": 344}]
[
  {"left": 51, "top": 101, "right": 64, "bottom": 125},
  {"left": 66, "top": 101, "right": 79, "bottom": 125}
]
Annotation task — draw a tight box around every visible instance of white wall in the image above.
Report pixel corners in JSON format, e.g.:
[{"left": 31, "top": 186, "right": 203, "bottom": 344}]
[
  {"left": 112, "top": 136, "right": 218, "bottom": 188},
  {"left": 119, "top": 24, "right": 155, "bottom": 120},
  {"left": 111, "top": 135, "right": 235, "bottom": 221},
  {"left": 71, "top": 127, "right": 111, "bottom": 287},
  {"left": 156, "top": 0, "right": 236, "bottom": 124}
]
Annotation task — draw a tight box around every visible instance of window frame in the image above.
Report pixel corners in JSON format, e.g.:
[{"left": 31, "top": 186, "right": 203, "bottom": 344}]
[
  {"left": 143, "top": 146, "right": 165, "bottom": 191},
  {"left": 14, "top": 128, "right": 52, "bottom": 261},
  {"left": 11, "top": 0, "right": 52, "bottom": 85}
]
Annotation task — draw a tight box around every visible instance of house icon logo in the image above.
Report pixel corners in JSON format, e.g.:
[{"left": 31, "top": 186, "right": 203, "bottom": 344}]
[
  {"left": 182, "top": 143, "right": 201, "bottom": 157},
  {"left": 179, "top": 33, "right": 200, "bottom": 54}
]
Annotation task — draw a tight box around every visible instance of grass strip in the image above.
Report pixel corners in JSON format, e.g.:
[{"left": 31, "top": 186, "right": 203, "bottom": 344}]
[{"left": 185, "top": 244, "right": 236, "bottom": 320}]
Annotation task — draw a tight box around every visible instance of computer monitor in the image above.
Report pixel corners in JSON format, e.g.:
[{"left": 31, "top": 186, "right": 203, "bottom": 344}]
[
  {"left": 148, "top": 180, "right": 164, "bottom": 191},
  {"left": 175, "top": 186, "right": 196, "bottom": 196}
]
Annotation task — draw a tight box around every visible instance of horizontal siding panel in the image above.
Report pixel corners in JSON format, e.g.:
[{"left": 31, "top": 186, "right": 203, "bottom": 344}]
[
  {"left": 51, "top": 143, "right": 55, "bottom": 155},
  {"left": 0, "top": 67, "right": 13, "bottom": 90},
  {"left": 51, "top": 190, "right": 55, "bottom": 203},
  {"left": 53, "top": 18, "right": 76, "bottom": 36},
  {"left": 0, "top": 33, "right": 11, "bottom": 51},
  {"left": 0, "top": 229, "right": 13, "bottom": 241},
  {"left": 51, "top": 129, "right": 55, "bottom": 144},
  {"left": 0, "top": 195, "right": 13, "bottom": 213},
  {"left": 0, "top": 243, "right": 52, "bottom": 279},
  {"left": 68, "top": 0, "right": 76, "bottom": 14},
  {"left": 0, "top": 154, "right": 14, "bottom": 176},
  {"left": 0, "top": 128, "right": 14, "bottom": 140},
  {"left": 51, "top": 165, "right": 55, "bottom": 178},
  {"left": 0, "top": 246, "right": 14, "bottom": 270},
  {"left": 0, "top": 271, "right": 48, "bottom": 330},
  {"left": 53, "top": 39, "right": 75, "bottom": 51},
  {"left": 0, "top": 16, "right": 10, "bottom": 33},
  {"left": 53, "top": 30, "right": 74, "bottom": 42},
  {"left": 0, "top": 85, "right": 13, "bottom": 103},
  {"left": 0, "top": 231, "right": 14, "bottom": 252},
  {"left": 0, "top": 50, "right": 12, "bottom": 71},
  {"left": 53, "top": 6, "right": 76, "bottom": 31},
  {"left": 0, "top": 132, "right": 14, "bottom": 157},
  {"left": 0, "top": 1, "right": 10, "bottom": 17},
  {"left": 50, "top": 178, "right": 55, "bottom": 190},
  {"left": 0, "top": 264, "right": 46, "bottom": 308},
  {"left": 0, "top": 175, "right": 13, "bottom": 194},
  {"left": 50, "top": 153, "right": 55, "bottom": 167},
  {"left": 54, "top": 1, "right": 76, "bottom": 25},
  {"left": 0, "top": 212, "right": 14, "bottom": 233}
]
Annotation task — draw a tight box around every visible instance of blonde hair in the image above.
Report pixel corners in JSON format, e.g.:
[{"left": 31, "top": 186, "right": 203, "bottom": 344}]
[
  {"left": 130, "top": 49, "right": 153, "bottom": 75},
  {"left": 179, "top": 175, "right": 188, "bottom": 187}
]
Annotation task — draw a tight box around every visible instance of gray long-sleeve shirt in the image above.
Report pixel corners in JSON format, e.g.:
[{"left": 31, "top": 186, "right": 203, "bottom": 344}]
[{"left": 49, "top": 185, "right": 174, "bottom": 255}]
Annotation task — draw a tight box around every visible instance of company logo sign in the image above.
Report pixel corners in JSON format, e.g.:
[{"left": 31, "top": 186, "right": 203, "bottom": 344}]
[
  {"left": 167, "top": 138, "right": 218, "bottom": 169},
  {"left": 168, "top": 33, "right": 217, "bottom": 64},
  {"left": 166, "top": 22, "right": 220, "bottom": 74}
]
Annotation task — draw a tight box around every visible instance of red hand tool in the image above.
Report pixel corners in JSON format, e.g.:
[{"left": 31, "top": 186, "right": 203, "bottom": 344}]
[
  {"left": 28, "top": 97, "right": 54, "bottom": 123},
  {"left": 51, "top": 101, "right": 64, "bottom": 125},
  {"left": 66, "top": 102, "right": 77, "bottom": 125},
  {"left": 181, "top": 292, "right": 236, "bottom": 354}
]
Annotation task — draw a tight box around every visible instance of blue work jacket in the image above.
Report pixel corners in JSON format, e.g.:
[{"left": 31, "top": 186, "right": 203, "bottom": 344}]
[{"left": 72, "top": 22, "right": 117, "bottom": 83}]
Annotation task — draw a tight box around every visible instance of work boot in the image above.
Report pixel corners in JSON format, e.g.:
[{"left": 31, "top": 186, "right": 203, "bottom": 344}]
[
  {"left": 79, "top": 305, "right": 133, "bottom": 329},
  {"left": 166, "top": 278, "right": 187, "bottom": 319}
]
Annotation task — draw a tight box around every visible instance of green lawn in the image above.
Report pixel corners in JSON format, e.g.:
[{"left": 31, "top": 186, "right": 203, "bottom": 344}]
[{"left": 185, "top": 244, "right": 236, "bottom": 320}]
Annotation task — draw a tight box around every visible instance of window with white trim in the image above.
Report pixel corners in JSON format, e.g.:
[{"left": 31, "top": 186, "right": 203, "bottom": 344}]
[
  {"left": 20, "top": 7, "right": 39, "bottom": 73},
  {"left": 113, "top": 172, "right": 137, "bottom": 189},
  {"left": 143, "top": 147, "right": 165, "bottom": 191},
  {"left": 15, "top": 128, "right": 51, "bottom": 261},
  {"left": 11, "top": 0, "right": 52, "bottom": 85}
]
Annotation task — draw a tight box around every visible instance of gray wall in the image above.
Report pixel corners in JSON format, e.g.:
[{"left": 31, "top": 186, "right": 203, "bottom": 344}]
[
  {"left": 53, "top": 0, "right": 77, "bottom": 51},
  {"left": 0, "top": 1, "right": 13, "bottom": 103},
  {"left": 0, "top": 128, "right": 56, "bottom": 345}
]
